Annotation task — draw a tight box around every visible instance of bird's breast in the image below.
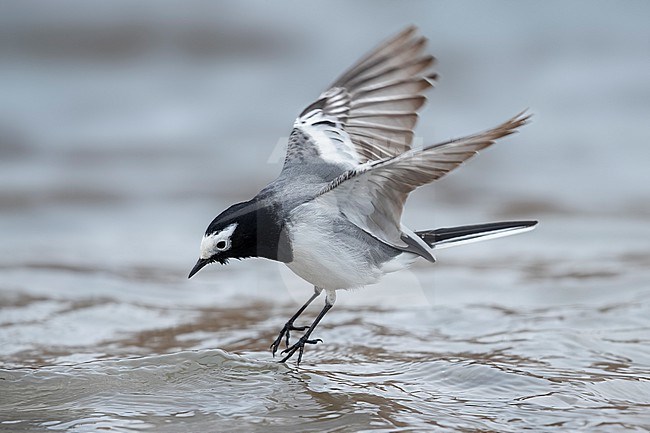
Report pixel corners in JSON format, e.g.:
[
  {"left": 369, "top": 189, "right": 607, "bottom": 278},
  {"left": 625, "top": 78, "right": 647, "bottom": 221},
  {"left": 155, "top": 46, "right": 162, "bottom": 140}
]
[{"left": 284, "top": 203, "right": 403, "bottom": 290}]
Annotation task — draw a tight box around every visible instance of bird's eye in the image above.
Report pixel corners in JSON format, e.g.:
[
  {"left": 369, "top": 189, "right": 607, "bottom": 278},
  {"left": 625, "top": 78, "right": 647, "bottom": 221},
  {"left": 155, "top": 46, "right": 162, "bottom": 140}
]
[{"left": 216, "top": 240, "right": 228, "bottom": 250}]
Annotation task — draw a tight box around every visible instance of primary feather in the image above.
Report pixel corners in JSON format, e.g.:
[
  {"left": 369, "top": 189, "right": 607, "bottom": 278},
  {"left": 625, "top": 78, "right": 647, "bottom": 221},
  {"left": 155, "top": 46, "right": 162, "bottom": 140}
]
[
  {"left": 314, "top": 112, "right": 530, "bottom": 249},
  {"left": 284, "top": 26, "right": 438, "bottom": 173}
]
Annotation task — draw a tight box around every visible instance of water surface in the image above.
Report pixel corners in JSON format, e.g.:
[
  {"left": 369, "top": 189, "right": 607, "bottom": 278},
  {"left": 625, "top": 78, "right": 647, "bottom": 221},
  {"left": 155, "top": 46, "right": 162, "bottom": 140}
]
[{"left": 2, "top": 1, "right": 650, "bottom": 431}]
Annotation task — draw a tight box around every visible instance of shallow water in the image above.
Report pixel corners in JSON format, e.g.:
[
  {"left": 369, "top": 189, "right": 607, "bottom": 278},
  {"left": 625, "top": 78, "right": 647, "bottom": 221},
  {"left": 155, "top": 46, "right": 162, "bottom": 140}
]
[
  {"left": 3, "top": 219, "right": 650, "bottom": 431},
  {"left": 2, "top": 1, "right": 650, "bottom": 432}
]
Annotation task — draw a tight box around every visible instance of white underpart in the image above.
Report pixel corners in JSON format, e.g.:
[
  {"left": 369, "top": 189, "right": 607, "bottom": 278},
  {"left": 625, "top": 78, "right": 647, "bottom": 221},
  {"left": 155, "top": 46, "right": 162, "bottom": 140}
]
[
  {"left": 200, "top": 222, "right": 238, "bottom": 259},
  {"left": 286, "top": 202, "right": 416, "bottom": 291},
  {"left": 380, "top": 252, "right": 419, "bottom": 273}
]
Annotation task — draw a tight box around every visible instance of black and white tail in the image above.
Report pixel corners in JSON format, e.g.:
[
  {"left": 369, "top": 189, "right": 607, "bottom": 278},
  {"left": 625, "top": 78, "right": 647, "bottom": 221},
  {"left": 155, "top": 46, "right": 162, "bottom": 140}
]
[{"left": 416, "top": 221, "right": 538, "bottom": 249}]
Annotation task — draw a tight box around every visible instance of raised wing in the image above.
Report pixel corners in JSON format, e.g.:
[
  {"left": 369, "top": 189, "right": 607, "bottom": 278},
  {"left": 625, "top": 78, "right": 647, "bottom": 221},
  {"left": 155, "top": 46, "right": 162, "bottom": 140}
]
[
  {"left": 315, "top": 112, "right": 530, "bottom": 252},
  {"left": 283, "top": 26, "right": 437, "bottom": 173}
]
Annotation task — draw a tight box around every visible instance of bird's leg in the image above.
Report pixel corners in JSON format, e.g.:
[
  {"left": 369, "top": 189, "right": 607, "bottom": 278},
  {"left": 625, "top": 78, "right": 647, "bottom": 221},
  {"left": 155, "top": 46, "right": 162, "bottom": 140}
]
[
  {"left": 270, "top": 287, "right": 323, "bottom": 357},
  {"left": 280, "top": 290, "right": 335, "bottom": 365}
]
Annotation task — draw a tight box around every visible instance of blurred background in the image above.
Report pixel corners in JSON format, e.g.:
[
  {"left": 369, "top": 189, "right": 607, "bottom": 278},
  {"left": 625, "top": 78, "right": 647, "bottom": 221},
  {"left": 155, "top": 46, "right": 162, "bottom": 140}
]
[
  {"left": 2, "top": 0, "right": 649, "bottom": 301},
  {"left": 1, "top": 1, "right": 649, "bottom": 431},
  {"left": 2, "top": 0, "right": 648, "bottom": 275}
]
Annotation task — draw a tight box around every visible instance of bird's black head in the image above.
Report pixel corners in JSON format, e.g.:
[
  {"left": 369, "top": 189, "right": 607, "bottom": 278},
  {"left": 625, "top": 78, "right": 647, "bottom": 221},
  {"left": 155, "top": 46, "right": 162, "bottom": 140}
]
[{"left": 188, "top": 199, "right": 291, "bottom": 279}]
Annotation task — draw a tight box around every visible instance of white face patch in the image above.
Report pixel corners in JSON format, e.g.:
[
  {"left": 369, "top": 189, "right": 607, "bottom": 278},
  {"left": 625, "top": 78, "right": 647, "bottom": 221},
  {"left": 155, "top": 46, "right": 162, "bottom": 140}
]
[{"left": 200, "top": 223, "right": 238, "bottom": 259}]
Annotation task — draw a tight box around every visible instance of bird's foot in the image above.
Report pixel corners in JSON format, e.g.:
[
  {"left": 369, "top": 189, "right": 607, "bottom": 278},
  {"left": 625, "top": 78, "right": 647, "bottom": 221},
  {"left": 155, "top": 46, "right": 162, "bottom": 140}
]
[
  {"left": 279, "top": 335, "right": 323, "bottom": 365},
  {"left": 270, "top": 321, "right": 309, "bottom": 357}
]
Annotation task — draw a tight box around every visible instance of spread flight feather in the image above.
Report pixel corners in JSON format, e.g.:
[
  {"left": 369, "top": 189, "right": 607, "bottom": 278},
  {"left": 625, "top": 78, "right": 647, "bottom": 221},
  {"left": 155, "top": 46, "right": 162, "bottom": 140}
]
[{"left": 282, "top": 26, "right": 529, "bottom": 255}]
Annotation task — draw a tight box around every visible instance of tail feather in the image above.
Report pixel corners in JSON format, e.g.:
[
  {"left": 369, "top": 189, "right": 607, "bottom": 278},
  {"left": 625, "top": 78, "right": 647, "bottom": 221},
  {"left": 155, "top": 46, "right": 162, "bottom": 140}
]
[{"left": 416, "top": 220, "right": 537, "bottom": 249}]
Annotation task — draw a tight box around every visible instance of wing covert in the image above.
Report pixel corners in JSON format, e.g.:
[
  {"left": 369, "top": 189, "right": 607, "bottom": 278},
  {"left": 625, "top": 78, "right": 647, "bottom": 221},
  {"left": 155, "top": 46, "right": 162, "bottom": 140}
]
[
  {"left": 315, "top": 112, "right": 530, "bottom": 248},
  {"left": 283, "top": 26, "right": 437, "bottom": 173}
]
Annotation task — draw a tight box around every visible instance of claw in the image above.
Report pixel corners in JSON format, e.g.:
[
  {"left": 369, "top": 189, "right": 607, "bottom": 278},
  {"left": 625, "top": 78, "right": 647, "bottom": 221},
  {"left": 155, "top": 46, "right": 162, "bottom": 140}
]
[
  {"left": 285, "top": 325, "right": 308, "bottom": 348},
  {"left": 279, "top": 336, "right": 323, "bottom": 365},
  {"left": 271, "top": 291, "right": 333, "bottom": 365},
  {"left": 270, "top": 321, "right": 309, "bottom": 357}
]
